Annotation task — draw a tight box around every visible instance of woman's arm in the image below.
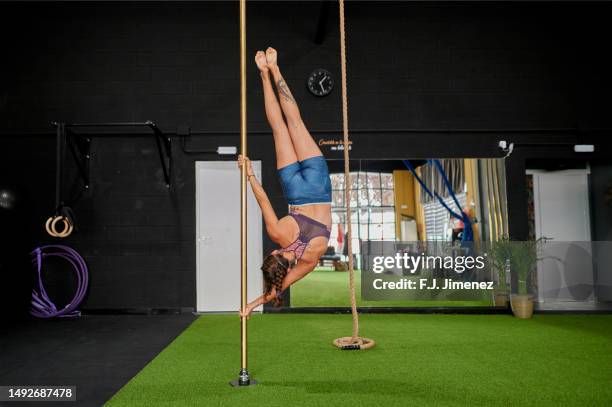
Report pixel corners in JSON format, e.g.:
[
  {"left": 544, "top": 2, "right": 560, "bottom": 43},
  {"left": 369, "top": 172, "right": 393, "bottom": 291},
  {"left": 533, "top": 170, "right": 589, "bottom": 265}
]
[
  {"left": 238, "top": 155, "right": 281, "bottom": 241},
  {"left": 249, "top": 175, "right": 282, "bottom": 240},
  {"left": 240, "top": 260, "right": 316, "bottom": 319},
  {"left": 239, "top": 290, "right": 276, "bottom": 319}
]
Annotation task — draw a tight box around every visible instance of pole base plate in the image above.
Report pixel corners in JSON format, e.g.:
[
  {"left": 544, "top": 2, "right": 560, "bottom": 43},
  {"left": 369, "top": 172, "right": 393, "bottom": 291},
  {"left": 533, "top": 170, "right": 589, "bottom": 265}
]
[{"left": 229, "top": 379, "right": 258, "bottom": 387}]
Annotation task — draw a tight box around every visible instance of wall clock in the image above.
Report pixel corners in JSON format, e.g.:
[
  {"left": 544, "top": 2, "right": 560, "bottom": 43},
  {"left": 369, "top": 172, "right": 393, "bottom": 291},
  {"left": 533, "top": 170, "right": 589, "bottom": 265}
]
[{"left": 307, "top": 68, "right": 334, "bottom": 97}]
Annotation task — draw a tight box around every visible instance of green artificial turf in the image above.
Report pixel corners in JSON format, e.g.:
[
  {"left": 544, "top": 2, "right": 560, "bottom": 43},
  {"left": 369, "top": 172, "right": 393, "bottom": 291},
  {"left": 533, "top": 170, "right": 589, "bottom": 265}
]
[
  {"left": 290, "top": 268, "right": 493, "bottom": 307},
  {"left": 106, "top": 314, "right": 612, "bottom": 407}
]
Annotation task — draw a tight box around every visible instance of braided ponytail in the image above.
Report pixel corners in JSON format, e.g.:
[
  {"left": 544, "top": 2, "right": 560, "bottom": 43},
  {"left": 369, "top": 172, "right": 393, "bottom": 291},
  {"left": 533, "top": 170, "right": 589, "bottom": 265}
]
[{"left": 261, "top": 254, "right": 290, "bottom": 307}]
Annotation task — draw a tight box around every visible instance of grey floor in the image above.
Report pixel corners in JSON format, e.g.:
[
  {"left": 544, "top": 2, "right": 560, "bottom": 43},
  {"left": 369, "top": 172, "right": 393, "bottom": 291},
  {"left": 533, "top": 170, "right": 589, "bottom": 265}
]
[{"left": 0, "top": 314, "right": 196, "bottom": 407}]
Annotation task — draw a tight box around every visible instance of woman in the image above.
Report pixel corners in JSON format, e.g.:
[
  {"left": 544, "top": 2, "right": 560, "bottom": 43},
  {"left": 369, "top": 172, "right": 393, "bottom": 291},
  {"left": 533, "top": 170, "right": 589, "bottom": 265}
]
[{"left": 238, "top": 47, "right": 332, "bottom": 318}]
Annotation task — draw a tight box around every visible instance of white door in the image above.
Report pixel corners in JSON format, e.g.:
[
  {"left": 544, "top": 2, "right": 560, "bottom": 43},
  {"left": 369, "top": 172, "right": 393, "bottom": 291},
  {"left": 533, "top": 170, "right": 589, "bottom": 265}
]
[
  {"left": 196, "top": 161, "right": 263, "bottom": 312},
  {"left": 530, "top": 169, "right": 594, "bottom": 309}
]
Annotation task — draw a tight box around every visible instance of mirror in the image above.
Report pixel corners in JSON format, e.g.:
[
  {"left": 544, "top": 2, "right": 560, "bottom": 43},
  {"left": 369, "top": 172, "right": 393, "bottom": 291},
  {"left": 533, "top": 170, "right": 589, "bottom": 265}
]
[{"left": 290, "top": 158, "right": 508, "bottom": 308}]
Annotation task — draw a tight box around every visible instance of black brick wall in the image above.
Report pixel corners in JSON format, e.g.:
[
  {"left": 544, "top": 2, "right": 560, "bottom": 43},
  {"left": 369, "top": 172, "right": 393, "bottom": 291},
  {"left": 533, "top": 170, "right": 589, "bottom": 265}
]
[{"left": 1, "top": 1, "right": 611, "bottom": 315}]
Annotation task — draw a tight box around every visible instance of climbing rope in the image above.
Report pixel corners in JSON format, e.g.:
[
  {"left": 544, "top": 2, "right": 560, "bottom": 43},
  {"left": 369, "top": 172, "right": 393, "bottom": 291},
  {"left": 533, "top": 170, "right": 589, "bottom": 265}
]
[{"left": 333, "top": 0, "right": 375, "bottom": 351}]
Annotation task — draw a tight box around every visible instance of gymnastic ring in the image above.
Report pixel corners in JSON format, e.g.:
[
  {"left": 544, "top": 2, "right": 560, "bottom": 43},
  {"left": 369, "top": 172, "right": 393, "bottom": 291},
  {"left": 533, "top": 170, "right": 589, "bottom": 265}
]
[
  {"left": 57, "top": 218, "right": 73, "bottom": 238},
  {"left": 45, "top": 216, "right": 57, "bottom": 237},
  {"left": 51, "top": 216, "right": 73, "bottom": 238},
  {"left": 333, "top": 336, "right": 376, "bottom": 350},
  {"left": 52, "top": 216, "right": 73, "bottom": 238},
  {"left": 57, "top": 218, "right": 74, "bottom": 238},
  {"left": 45, "top": 216, "right": 70, "bottom": 237},
  {"left": 49, "top": 216, "right": 64, "bottom": 237}
]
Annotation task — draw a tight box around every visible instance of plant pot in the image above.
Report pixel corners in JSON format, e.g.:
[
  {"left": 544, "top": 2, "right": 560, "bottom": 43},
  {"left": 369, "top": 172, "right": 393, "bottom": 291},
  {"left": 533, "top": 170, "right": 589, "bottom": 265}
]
[
  {"left": 494, "top": 292, "right": 509, "bottom": 307},
  {"left": 510, "top": 294, "right": 534, "bottom": 319}
]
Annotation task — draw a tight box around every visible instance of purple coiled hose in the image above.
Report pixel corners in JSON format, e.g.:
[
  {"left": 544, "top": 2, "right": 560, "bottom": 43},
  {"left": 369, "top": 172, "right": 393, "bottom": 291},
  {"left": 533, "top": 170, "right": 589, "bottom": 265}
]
[{"left": 30, "top": 245, "right": 89, "bottom": 318}]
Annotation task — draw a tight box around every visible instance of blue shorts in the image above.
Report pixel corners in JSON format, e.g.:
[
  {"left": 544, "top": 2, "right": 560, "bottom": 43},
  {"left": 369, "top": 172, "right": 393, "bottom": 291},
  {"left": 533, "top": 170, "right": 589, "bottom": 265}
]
[{"left": 278, "top": 156, "right": 332, "bottom": 206}]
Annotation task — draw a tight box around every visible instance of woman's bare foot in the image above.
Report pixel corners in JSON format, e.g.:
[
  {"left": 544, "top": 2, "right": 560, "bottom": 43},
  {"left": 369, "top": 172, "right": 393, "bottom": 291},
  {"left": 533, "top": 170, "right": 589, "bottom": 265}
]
[
  {"left": 265, "top": 47, "right": 278, "bottom": 69},
  {"left": 255, "top": 51, "right": 268, "bottom": 73}
]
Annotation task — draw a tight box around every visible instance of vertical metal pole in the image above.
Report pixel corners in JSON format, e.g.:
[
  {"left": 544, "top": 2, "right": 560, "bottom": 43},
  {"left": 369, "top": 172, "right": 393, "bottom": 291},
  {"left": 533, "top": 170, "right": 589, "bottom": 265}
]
[
  {"left": 231, "top": 0, "right": 256, "bottom": 387},
  {"left": 239, "top": 0, "right": 248, "bottom": 379}
]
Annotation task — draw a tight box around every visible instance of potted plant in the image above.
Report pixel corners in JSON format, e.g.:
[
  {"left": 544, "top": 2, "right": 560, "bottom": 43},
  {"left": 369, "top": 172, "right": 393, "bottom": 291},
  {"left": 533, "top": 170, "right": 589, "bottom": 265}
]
[
  {"left": 507, "top": 239, "right": 545, "bottom": 319},
  {"left": 489, "top": 238, "right": 512, "bottom": 307}
]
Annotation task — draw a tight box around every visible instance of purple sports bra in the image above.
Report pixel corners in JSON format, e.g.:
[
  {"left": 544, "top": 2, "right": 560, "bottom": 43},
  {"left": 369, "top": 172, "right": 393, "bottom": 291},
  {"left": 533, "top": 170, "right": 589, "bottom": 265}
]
[{"left": 279, "top": 212, "right": 331, "bottom": 260}]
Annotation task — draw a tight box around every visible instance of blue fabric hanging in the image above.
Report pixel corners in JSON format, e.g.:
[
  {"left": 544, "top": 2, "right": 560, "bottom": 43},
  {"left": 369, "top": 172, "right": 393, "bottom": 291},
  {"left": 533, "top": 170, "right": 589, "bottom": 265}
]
[{"left": 402, "top": 159, "right": 474, "bottom": 242}]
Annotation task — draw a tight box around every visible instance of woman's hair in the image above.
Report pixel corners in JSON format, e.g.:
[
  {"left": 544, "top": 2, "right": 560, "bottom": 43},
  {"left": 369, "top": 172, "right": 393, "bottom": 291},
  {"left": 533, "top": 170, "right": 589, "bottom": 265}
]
[{"left": 261, "top": 254, "right": 289, "bottom": 307}]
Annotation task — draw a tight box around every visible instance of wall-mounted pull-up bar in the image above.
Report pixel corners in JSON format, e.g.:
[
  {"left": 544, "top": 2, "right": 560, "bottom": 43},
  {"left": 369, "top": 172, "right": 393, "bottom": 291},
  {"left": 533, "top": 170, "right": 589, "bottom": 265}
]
[
  {"left": 44, "top": 121, "right": 173, "bottom": 238},
  {"left": 53, "top": 121, "right": 172, "bottom": 188}
]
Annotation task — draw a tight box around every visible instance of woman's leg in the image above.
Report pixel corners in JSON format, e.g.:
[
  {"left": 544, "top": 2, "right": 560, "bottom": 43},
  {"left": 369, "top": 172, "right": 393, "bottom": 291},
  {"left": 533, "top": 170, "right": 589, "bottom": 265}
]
[
  {"left": 266, "top": 47, "right": 323, "bottom": 162},
  {"left": 255, "top": 50, "right": 297, "bottom": 169}
]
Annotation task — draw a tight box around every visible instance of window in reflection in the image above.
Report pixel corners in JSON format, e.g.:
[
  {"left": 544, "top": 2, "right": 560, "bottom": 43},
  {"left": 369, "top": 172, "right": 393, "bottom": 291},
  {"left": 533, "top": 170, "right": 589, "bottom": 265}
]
[{"left": 329, "top": 172, "right": 396, "bottom": 266}]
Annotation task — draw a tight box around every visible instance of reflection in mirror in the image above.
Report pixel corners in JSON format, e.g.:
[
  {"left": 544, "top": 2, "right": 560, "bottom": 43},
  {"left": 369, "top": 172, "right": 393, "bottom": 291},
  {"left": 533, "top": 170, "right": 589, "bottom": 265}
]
[
  {"left": 290, "top": 158, "right": 508, "bottom": 308},
  {"left": 525, "top": 158, "right": 612, "bottom": 310}
]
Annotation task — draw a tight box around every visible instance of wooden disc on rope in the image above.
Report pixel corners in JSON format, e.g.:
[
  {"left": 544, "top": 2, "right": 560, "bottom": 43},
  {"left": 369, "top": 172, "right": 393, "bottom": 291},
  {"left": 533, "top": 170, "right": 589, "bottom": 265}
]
[{"left": 333, "top": 336, "right": 376, "bottom": 350}]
